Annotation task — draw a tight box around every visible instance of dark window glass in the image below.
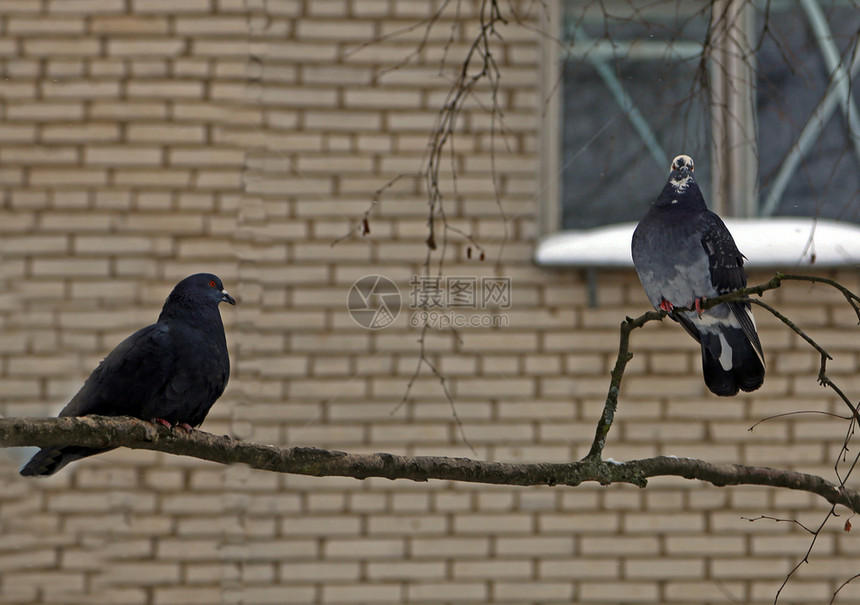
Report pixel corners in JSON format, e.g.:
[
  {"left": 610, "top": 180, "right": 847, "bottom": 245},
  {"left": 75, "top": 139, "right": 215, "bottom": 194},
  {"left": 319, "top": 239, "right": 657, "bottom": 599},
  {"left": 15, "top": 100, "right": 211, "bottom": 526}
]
[
  {"left": 560, "top": 3, "right": 711, "bottom": 229},
  {"left": 756, "top": 3, "right": 860, "bottom": 223},
  {"left": 558, "top": 1, "right": 860, "bottom": 229}
]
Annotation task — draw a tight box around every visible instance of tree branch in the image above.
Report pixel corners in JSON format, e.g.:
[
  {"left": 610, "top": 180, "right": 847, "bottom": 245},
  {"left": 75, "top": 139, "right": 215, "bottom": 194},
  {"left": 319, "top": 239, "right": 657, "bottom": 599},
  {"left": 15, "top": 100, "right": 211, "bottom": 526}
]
[
  {"left": 2, "top": 416, "right": 859, "bottom": 512},
  {"left": 585, "top": 308, "right": 663, "bottom": 460}
]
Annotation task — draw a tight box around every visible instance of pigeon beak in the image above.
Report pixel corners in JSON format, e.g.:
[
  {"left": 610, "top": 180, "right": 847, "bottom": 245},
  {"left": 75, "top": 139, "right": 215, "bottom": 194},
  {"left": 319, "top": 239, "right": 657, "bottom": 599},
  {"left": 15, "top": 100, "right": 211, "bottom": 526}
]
[{"left": 220, "top": 290, "right": 236, "bottom": 305}]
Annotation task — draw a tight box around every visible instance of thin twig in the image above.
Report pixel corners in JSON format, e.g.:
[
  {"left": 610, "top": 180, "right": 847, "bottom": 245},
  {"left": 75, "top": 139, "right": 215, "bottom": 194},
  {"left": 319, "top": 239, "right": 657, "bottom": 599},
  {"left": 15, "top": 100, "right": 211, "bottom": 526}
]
[
  {"left": 741, "top": 515, "right": 817, "bottom": 534},
  {"left": 748, "top": 410, "right": 851, "bottom": 432},
  {"left": 393, "top": 322, "right": 476, "bottom": 455}
]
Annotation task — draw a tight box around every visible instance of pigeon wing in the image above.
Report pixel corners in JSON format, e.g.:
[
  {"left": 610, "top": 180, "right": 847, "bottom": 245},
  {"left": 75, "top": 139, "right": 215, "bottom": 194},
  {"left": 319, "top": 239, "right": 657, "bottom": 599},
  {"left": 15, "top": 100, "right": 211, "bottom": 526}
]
[
  {"left": 699, "top": 212, "right": 746, "bottom": 295},
  {"left": 60, "top": 323, "right": 176, "bottom": 419},
  {"left": 699, "top": 213, "right": 765, "bottom": 366},
  {"left": 20, "top": 323, "right": 175, "bottom": 476}
]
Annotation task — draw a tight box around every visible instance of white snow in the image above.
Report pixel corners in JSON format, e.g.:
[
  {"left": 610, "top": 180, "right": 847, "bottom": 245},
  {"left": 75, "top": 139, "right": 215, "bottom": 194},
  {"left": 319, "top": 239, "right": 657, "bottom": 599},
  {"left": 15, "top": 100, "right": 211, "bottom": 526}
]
[{"left": 534, "top": 218, "right": 860, "bottom": 269}]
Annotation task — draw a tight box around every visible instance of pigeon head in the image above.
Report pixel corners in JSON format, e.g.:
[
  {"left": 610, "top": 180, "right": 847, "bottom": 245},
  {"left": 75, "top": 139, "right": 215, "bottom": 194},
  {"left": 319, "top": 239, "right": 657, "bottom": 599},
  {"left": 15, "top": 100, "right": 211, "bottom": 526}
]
[
  {"left": 652, "top": 154, "right": 707, "bottom": 210},
  {"left": 159, "top": 273, "right": 236, "bottom": 321},
  {"left": 670, "top": 154, "right": 694, "bottom": 174},
  {"left": 666, "top": 154, "right": 698, "bottom": 195}
]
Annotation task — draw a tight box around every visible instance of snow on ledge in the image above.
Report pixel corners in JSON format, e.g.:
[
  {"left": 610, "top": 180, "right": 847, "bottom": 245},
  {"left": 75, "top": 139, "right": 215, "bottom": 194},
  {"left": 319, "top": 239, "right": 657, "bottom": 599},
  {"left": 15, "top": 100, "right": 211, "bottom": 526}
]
[{"left": 534, "top": 218, "right": 860, "bottom": 269}]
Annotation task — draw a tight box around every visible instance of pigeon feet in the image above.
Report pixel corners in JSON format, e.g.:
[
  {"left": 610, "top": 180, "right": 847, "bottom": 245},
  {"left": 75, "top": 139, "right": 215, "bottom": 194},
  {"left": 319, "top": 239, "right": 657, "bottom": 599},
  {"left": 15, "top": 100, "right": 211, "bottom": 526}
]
[
  {"left": 151, "top": 418, "right": 173, "bottom": 429},
  {"left": 150, "top": 418, "right": 194, "bottom": 433},
  {"left": 660, "top": 297, "right": 706, "bottom": 315}
]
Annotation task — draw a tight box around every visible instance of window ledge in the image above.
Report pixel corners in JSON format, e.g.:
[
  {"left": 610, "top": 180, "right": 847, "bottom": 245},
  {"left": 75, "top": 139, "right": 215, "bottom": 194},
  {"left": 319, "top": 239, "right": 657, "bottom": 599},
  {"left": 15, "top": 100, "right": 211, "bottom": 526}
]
[{"left": 534, "top": 218, "right": 860, "bottom": 269}]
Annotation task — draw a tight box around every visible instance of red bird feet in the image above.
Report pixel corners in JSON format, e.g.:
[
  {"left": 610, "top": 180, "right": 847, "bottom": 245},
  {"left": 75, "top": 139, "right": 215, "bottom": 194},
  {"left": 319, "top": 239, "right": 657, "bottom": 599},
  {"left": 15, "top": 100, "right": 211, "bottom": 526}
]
[
  {"left": 659, "top": 297, "right": 706, "bottom": 316},
  {"left": 150, "top": 418, "right": 195, "bottom": 433}
]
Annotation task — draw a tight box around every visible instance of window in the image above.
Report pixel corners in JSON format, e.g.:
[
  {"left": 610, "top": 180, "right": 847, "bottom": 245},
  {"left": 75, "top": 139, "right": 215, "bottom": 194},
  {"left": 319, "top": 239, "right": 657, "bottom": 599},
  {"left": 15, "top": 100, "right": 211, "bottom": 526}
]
[
  {"left": 537, "top": 0, "right": 860, "bottom": 266},
  {"left": 557, "top": 1, "right": 712, "bottom": 230}
]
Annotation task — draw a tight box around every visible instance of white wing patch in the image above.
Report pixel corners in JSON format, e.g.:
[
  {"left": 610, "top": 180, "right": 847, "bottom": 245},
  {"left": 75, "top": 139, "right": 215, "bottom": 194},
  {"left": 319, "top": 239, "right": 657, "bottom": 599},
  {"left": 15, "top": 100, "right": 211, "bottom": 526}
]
[
  {"left": 717, "top": 333, "right": 733, "bottom": 371},
  {"left": 695, "top": 311, "right": 741, "bottom": 328}
]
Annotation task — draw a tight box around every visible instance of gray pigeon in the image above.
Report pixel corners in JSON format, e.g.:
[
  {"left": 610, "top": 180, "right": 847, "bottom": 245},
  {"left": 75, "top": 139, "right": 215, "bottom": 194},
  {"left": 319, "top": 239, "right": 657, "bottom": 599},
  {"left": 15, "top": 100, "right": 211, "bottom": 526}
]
[
  {"left": 631, "top": 155, "right": 765, "bottom": 396},
  {"left": 20, "top": 273, "right": 236, "bottom": 476}
]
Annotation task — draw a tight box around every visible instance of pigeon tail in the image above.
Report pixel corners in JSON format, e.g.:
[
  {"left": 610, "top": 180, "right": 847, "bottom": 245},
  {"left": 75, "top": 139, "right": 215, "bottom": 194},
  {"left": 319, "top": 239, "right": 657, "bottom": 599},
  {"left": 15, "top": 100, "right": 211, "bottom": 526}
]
[
  {"left": 19, "top": 446, "right": 112, "bottom": 477},
  {"left": 699, "top": 327, "right": 766, "bottom": 397}
]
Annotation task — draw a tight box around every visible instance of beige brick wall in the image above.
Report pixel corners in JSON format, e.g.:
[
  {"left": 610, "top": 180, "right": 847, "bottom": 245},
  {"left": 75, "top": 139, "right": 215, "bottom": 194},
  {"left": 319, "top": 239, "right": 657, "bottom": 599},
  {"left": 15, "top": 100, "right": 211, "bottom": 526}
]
[{"left": 1, "top": 2, "right": 859, "bottom": 604}]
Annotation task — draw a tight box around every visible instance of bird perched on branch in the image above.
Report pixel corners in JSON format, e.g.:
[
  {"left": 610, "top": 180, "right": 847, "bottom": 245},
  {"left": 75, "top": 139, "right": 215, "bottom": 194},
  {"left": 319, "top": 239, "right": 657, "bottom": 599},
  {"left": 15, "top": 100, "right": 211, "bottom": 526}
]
[
  {"left": 20, "top": 273, "right": 236, "bottom": 476},
  {"left": 631, "top": 154, "right": 765, "bottom": 396}
]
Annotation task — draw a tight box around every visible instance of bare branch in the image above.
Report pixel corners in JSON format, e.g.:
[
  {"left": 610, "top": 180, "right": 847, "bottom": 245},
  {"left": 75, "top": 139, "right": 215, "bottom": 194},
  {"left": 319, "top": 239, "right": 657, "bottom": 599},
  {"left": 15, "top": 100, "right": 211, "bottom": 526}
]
[
  {"left": 3, "top": 416, "right": 860, "bottom": 513},
  {"left": 584, "top": 308, "right": 663, "bottom": 460}
]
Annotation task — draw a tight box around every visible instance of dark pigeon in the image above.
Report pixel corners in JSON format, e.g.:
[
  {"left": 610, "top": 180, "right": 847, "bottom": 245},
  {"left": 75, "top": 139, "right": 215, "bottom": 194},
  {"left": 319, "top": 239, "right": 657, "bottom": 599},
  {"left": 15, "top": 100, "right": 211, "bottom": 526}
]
[
  {"left": 20, "top": 273, "right": 236, "bottom": 476},
  {"left": 631, "top": 155, "right": 765, "bottom": 397}
]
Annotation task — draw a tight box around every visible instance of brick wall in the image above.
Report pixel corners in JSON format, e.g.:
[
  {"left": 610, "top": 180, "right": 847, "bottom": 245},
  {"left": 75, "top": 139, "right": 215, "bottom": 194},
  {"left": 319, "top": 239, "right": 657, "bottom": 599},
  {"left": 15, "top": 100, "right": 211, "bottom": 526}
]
[{"left": 1, "top": 2, "right": 859, "bottom": 604}]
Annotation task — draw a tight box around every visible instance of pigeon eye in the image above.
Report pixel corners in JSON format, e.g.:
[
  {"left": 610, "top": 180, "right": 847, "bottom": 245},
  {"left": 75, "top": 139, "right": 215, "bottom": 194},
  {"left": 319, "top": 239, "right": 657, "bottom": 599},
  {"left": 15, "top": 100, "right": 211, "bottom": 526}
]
[{"left": 209, "top": 280, "right": 217, "bottom": 288}]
